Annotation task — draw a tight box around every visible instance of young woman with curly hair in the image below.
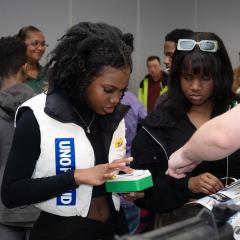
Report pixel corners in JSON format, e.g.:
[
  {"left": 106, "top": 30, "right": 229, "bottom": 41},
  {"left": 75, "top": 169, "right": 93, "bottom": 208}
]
[{"left": 2, "top": 22, "right": 136, "bottom": 240}]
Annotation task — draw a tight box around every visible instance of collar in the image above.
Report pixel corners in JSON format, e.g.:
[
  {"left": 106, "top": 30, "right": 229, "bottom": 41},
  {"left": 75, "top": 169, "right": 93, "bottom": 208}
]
[{"left": 44, "top": 90, "right": 129, "bottom": 130}]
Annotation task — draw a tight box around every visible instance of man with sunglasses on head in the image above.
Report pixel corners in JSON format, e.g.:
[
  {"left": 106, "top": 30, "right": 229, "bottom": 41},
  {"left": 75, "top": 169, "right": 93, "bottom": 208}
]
[
  {"left": 154, "top": 29, "right": 194, "bottom": 109},
  {"left": 131, "top": 31, "right": 240, "bottom": 227},
  {"left": 163, "top": 29, "right": 194, "bottom": 73},
  {"left": 177, "top": 39, "right": 219, "bottom": 52}
]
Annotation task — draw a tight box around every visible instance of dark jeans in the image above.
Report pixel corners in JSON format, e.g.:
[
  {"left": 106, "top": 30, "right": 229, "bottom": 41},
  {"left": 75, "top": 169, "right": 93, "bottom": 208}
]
[{"left": 30, "top": 211, "right": 128, "bottom": 240}]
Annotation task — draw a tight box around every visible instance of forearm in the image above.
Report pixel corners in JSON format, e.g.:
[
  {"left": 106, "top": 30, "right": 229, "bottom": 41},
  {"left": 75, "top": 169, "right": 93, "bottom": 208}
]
[
  {"left": 2, "top": 170, "right": 77, "bottom": 208},
  {"left": 183, "top": 105, "right": 240, "bottom": 163},
  {"left": 1, "top": 109, "right": 76, "bottom": 208}
]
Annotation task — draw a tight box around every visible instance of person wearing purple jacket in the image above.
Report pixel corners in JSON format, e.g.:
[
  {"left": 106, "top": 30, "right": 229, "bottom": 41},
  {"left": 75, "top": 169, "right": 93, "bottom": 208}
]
[
  {"left": 121, "top": 91, "right": 147, "bottom": 157},
  {"left": 120, "top": 90, "right": 147, "bottom": 234}
]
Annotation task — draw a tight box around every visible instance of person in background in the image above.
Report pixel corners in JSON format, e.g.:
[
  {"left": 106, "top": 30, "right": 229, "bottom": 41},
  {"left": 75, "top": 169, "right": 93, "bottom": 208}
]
[
  {"left": 1, "top": 22, "right": 139, "bottom": 240},
  {"left": 121, "top": 91, "right": 147, "bottom": 158},
  {"left": 153, "top": 29, "right": 194, "bottom": 109},
  {"left": 0, "top": 36, "right": 39, "bottom": 240},
  {"left": 138, "top": 56, "right": 168, "bottom": 112},
  {"left": 131, "top": 31, "right": 240, "bottom": 227},
  {"left": 16, "top": 26, "right": 47, "bottom": 94},
  {"left": 120, "top": 91, "right": 147, "bottom": 234},
  {"left": 163, "top": 28, "right": 194, "bottom": 72}
]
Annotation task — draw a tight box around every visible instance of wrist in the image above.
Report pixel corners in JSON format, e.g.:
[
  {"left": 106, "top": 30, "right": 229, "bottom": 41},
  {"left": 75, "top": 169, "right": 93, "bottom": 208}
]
[
  {"left": 74, "top": 169, "right": 87, "bottom": 185},
  {"left": 188, "top": 177, "right": 195, "bottom": 192}
]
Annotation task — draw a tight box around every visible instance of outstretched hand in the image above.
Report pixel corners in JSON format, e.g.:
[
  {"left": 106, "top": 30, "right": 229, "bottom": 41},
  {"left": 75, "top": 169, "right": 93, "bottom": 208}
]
[
  {"left": 166, "top": 147, "right": 200, "bottom": 178},
  {"left": 74, "top": 157, "right": 133, "bottom": 186}
]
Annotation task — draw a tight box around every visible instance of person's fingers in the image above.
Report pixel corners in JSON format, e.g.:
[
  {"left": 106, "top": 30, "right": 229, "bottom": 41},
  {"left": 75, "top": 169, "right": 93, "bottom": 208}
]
[
  {"left": 175, "top": 164, "right": 196, "bottom": 174},
  {"left": 200, "top": 179, "right": 220, "bottom": 194},
  {"left": 111, "top": 157, "right": 133, "bottom": 165},
  {"left": 200, "top": 186, "right": 213, "bottom": 195},
  {"left": 205, "top": 173, "right": 224, "bottom": 191},
  {"left": 183, "top": 163, "right": 198, "bottom": 172},
  {"left": 103, "top": 172, "right": 117, "bottom": 180},
  {"left": 108, "top": 158, "right": 134, "bottom": 171},
  {"left": 119, "top": 165, "right": 134, "bottom": 174},
  {"left": 104, "top": 166, "right": 133, "bottom": 180},
  {"left": 166, "top": 168, "right": 186, "bottom": 178},
  {"left": 122, "top": 192, "right": 142, "bottom": 202},
  {"left": 201, "top": 181, "right": 217, "bottom": 194},
  {"left": 108, "top": 162, "right": 126, "bottom": 170}
]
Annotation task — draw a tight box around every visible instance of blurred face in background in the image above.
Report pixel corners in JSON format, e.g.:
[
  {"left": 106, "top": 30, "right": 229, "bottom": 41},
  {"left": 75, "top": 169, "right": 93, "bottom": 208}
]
[
  {"left": 147, "top": 59, "right": 162, "bottom": 81},
  {"left": 163, "top": 41, "right": 177, "bottom": 72},
  {"left": 24, "top": 31, "right": 46, "bottom": 64}
]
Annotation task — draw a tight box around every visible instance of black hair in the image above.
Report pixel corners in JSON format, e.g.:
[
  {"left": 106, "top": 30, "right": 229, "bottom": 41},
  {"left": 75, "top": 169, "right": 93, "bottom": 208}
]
[
  {"left": 16, "top": 25, "right": 42, "bottom": 41},
  {"left": 0, "top": 36, "right": 27, "bottom": 81},
  {"left": 144, "top": 31, "right": 238, "bottom": 127},
  {"left": 46, "top": 22, "right": 134, "bottom": 101},
  {"left": 147, "top": 56, "right": 160, "bottom": 64},
  {"left": 168, "top": 32, "right": 235, "bottom": 111},
  {"left": 165, "top": 29, "right": 194, "bottom": 43}
]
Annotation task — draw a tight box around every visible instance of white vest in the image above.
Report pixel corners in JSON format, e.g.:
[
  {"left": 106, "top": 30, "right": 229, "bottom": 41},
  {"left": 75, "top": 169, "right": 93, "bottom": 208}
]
[{"left": 17, "top": 94, "right": 126, "bottom": 217}]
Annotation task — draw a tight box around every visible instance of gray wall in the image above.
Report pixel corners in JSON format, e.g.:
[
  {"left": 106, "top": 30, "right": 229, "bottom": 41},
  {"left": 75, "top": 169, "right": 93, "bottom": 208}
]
[{"left": 1, "top": 0, "right": 240, "bottom": 93}]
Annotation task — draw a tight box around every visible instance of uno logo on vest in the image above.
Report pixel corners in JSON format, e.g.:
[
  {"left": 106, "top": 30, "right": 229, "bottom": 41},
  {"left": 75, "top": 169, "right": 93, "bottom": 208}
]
[{"left": 55, "top": 138, "right": 76, "bottom": 206}]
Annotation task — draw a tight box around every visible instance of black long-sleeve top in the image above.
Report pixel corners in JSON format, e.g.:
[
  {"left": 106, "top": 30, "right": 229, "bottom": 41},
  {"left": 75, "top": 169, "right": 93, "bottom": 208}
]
[
  {"left": 131, "top": 102, "right": 240, "bottom": 214},
  {"left": 1, "top": 97, "right": 110, "bottom": 208},
  {"left": 2, "top": 109, "right": 76, "bottom": 207}
]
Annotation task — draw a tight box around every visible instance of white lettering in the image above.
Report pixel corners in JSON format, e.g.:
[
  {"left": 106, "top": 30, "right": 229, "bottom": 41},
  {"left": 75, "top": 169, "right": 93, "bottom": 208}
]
[
  {"left": 60, "top": 167, "right": 71, "bottom": 172},
  {"left": 59, "top": 141, "right": 70, "bottom": 149},
  {"left": 60, "top": 158, "right": 71, "bottom": 166},
  {"left": 61, "top": 192, "right": 72, "bottom": 204},
  {"left": 60, "top": 149, "right": 71, "bottom": 158}
]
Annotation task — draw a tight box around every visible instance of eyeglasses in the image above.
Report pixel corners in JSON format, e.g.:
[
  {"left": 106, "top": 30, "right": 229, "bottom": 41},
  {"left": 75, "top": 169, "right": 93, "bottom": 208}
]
[
  {"left": 26, "top": 40, "right": 48, "bottom": 48},
  {"left": 177, "top": 39, "right": 218, "bottom": 52}
]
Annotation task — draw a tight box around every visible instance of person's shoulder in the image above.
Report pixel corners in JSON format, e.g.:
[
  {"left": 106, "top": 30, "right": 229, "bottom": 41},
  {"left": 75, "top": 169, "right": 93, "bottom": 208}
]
[
  {"left": 16, "top": 83, "right": 35, "bottom": 95},
  {"left": 154, "top": 93, "right": 168, "bottom": 110},
  {"left": 139, "top": 75, "right": 150, "bottom": 87},
  {"left": 122, "top": 91, "right": 138, "bottom": 104},
  {"left": 143, "top": 101, "right": 177, "bottom": 128},
  {"left": 121, "top": 91, "right": 146, "bottom": 114},
  {"left": 162, "top": 71, "right": 169, "bottom": 83},
  {"left": 123, "top": 90, "right": 135, "bottom": 99}
]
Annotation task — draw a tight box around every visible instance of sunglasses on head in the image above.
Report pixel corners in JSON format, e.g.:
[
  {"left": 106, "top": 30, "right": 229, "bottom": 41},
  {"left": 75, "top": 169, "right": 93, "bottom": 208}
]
[{"left": 177, "top": 39, "right": 218, "bottom": 52}]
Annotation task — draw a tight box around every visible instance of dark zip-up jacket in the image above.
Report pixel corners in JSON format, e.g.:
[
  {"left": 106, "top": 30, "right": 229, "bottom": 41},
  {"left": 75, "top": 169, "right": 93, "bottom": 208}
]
[
  {"left": 131, "top": 125, "right": 191, "bottom": 213},
  {"left": 131, "top": 98, "right": 240, "bottom": 214}
]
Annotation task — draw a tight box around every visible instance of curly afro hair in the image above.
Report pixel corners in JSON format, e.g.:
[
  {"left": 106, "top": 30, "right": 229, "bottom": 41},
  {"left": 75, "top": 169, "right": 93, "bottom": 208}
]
[{"left": 46, "top": 22, "right": 134, "bottom": 102}]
